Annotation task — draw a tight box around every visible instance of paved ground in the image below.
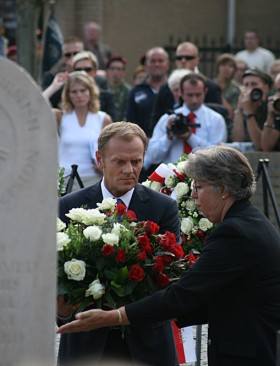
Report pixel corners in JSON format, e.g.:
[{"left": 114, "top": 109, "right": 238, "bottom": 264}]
[{"left": 55, "top": 324, "right": 208, "bottom": 365}]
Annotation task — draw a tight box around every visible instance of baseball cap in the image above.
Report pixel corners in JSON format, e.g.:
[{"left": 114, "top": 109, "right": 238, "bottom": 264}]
[{"left": 243, "top": 68, "right": 272, "bottom": 88}]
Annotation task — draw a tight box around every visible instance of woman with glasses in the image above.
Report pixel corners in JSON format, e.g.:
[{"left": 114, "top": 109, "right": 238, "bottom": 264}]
[
  {"left": 53, "top": 71, "right": 112, "bottom": 191},
  {"left": 58, "top": 145, "right": 280, "bottom": 366}
]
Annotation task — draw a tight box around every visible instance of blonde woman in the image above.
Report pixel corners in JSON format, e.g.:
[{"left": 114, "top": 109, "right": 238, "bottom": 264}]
[{"left": 53, "top": 71, "right": 112, "bottom": 190}]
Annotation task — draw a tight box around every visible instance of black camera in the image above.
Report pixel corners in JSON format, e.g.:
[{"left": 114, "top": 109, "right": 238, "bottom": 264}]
[
  {"left": 273, "top": 98, "right": 280, "bottom": 112},
  {"left": 250, "top": 88, "right": 263, "bottom": 102},
  {"left": 170, "top": 113, "right": 201, "bottom": 135}
]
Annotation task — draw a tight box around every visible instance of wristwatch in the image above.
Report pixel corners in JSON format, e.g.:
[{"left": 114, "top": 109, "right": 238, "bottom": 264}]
[{"left": 242, "top": 112, "right": 255, "bottom": 120}]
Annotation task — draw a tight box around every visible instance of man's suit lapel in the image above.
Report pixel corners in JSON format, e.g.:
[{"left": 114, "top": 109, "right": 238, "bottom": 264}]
[
  {"left": 84, "top": 182, "right": 103, "bottom": 208},
  {"left": 129, "top": 184, "right": 150, "bottom": 221}
]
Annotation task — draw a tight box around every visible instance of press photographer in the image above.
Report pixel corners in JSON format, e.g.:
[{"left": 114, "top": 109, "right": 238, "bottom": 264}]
[
  {"left": 232, "top": 68, "right": 272, "bottom": 150},
  {"left": 261, "top": 73, "right": 280, "bottom": 151},
  {"left": 144, "top": 72, "right": 227, "bottom": 169}
]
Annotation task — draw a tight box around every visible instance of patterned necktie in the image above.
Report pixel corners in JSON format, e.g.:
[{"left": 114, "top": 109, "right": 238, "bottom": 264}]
[
  {"left": 116, "top": 198, "right": 126, "bottom": 206},
  {"left": 183, "top": 111, "right": 196, "bottom": 154}
]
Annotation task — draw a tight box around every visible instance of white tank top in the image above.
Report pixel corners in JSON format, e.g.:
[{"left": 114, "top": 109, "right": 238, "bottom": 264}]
[{"left": 58, "top": 110, "right": 106, "bottom": 177}]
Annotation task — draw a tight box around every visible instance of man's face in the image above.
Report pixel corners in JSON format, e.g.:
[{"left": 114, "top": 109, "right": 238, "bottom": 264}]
[
  {"left": 96, "top": 136, "right": 144, "bottom": 197},
  {"left": 145, "top": 51, "right": 169, "bottom": 79},
  {"left": 84, "top": 25, "right": 99, "bottom": 43},
  {"left": 175, "top": 45, "right": 199, "bottom": 71},
  {"left": 74, "top": 59, "right": 96, "bottom": 77},
  {"left": 181, "top": 80, "right": 206, "bottom": 111},
  {"left": 244, "top": 32, "right": 259, "bottom": 51},
  {"left": 107, "top": 61, "right": 126, "bottom": 84},
  {"left": 270, "top": 64, "right": 280, "bottom": 81},
  {"left": 243, "top": 75, "right": 269, "bottom": 101},
  {"left": 63, "top": 42, "right": 84, "bottom": 72}
]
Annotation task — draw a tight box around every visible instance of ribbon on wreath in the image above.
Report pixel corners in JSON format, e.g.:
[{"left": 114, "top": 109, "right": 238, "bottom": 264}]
[
  {"left": 172, "top": 321, "right": 197, "bottom": 364},
  {"left": 149, "top": 163, "right": 174, "bottom": 183}
]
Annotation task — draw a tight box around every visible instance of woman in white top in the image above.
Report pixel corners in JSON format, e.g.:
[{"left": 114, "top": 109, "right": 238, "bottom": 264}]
[{"left": 53, "top": 71, "right": 112, "bottom": 190}]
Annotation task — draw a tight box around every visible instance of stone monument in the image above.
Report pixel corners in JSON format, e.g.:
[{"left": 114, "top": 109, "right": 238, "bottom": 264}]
[{"left": 0, "top": 58, "right": 57, "bottom": 365}]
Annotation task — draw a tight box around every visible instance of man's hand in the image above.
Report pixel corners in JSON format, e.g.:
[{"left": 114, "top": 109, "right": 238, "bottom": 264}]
[{"left": 166, "top": 116, "right": 192, "bottom": 140}]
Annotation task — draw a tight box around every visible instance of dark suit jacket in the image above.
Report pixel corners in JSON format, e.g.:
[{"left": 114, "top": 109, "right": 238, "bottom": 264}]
[
  {"left": 126, "top": 199, "right": 280, "bottom": 366},
  {"left": 58, "top": 182, "right": 181, "bottom": 366}
]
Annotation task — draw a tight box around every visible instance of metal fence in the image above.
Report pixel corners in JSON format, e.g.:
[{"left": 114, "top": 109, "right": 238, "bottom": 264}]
[{"left": 164, "top": 35, "right": 280, "bottom": 79}]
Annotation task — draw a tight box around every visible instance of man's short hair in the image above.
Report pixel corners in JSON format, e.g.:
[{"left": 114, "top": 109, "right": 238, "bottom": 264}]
[
  {"left": 180, "top": 72, "right": 207, "bottom": 91},
  {"left": 106, "top": 56, "right": 127, "bottom": 69}
]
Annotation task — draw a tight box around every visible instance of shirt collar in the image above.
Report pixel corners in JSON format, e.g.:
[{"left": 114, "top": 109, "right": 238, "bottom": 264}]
[{"left": 100, "top": 178, "right": 134, "bottom": 207}]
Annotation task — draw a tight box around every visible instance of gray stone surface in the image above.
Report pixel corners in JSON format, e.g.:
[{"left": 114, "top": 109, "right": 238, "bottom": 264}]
[{"left": 0, "top": 58, "right": 58, "bottom": 365}]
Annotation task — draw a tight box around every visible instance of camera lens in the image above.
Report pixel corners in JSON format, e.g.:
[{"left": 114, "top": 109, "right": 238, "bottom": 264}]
[
  {"left": 250, "top": 88, "right": 263, "bottom": 102},
  {"left": 273, "top": 98, "right": 280, "bottom": 112}
]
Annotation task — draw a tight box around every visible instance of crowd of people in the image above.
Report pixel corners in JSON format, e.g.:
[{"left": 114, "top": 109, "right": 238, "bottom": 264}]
[{"left": 2, "top": 22, "right": 280, "bottom": 366}]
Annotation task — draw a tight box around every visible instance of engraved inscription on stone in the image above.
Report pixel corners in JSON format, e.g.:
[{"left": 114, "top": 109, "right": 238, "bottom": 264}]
[{"left": 0, "top": 58, "right": 57, "bottom": 365}]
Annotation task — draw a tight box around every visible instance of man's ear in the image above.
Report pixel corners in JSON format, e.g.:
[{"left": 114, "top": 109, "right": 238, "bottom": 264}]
[{"left": 95, "top": 151, "right": 103, "bottom": 169}]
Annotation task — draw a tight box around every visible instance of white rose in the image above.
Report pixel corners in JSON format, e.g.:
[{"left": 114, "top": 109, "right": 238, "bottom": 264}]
[
  {"left": 82, "top": 209, "right": 106, "bottom": 226},
  {"left": 150, "top": 181, "right": 163, "bottom": 192},
  {"left": 97, "top": 198, "right": 117, "bottom": 211},
  {"left": 65, "top": 208, "right": 87, "bottom": 223},
  {"left": 177, "top": 161, "right": 187, "bottom": 174},
  {"left": 102, "top": 233, "right": 119, "bottom": 246},
  {"left": 57, "top": 232, "right": 71, "bottom": 251},
  {"left": 57, "top": 218, "right": 66, "bottom": 232},
  {"left": 85, "top": 279, "right": 105, "bottom": 300},
  {"left": 165, "top": 174, "right": 176, "bottom": 188},
  {"left": 141, "top": 179, "right": 151, "bottom": 188},
  {"left": 181, "top": 217, "right": 194, "bottom": 235},
  {"left": 199, "top": 218, "right": 213, "bottom": 231},
  {"left": 64, "top": 259, "right": 86, "bottom": 281},
  {"left": 174, "top": 182, "right": 189, "bottom": 200},
  {"left": 185, "top": 199, "right": 196, "bottom": 211},
  {"left": 83, "top": 226, "right": 102, "bottom": 241},
  {"left": 111, "top": 222, "right": 129, "bottom": 236}
]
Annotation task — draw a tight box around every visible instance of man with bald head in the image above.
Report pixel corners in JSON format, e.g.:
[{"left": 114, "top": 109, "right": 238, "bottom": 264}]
[
  {"left": 126, "top": 46, "right": 170, "bottom": 137},
  {"left": 152, "top": 41, "right": 222, "bottom": 125}
]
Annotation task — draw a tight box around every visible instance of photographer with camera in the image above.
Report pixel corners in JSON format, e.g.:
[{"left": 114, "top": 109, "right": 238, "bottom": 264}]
[
  {"left": 261, "top": 73, "right": 280, "bottom": 151},
  {"left": 143, "top": 73, "right": 227, "bottom": 168},
  {"left": 232, "top": 68, "right": 272, "bottom": 150}
]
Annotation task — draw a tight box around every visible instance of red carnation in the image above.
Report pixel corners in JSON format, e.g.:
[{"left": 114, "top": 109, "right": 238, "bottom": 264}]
[
  {"left": 137, "top": 234, "right": 152, "bottom": 254},
  {"left": 157, "top": 273, "right": 170, "bottom": 287},
  {"left": 186, "top": 253, "right": 199, "bottom": 266},
  {"left": 137, "top": 251, "right": 147, "bottom": 261},
  {"left": 115, "top": 203, "right": 127, "bottom": 216},
  {"left": 128, "top": 265, "right": 145, "bottom": 282},
  {"left": 127, "top": 210, "right": 137, "bottom": 221},
  {"left": 101, "top": 244, "right": 114, "bottom": 256},
  {"left": 115, "top": 248, "right": 126, "bottom": 263},
  {"left": 158, "top": 231, "right": 176, "bottom": 250},
  {"left": 196, "top": 229, "right": 204, "bottom": 239},
  {"left": 170, "top": 244, "right": 184, "bottom": 258},
  {"left": 162, "top": 254, "right": 173, "bottom": 264},
  {"left": 153, "top": 256, "right": 165, "bottom": 272},
  {"left": 144, "top": 221, "right": 160, "bottom": 235}
]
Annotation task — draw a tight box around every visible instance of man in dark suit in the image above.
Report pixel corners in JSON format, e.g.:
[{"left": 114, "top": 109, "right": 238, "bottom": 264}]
[
  {"left": 57, "top": 122, "right": 181, "bottom": 365},
  {"left": 58, "top": 145, "right": 280, "bottom": 366}
]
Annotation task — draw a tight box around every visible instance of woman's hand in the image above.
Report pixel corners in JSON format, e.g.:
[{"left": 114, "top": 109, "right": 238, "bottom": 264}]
[{"left": 57, "top": 307, "right": 129, "bottom": 334}]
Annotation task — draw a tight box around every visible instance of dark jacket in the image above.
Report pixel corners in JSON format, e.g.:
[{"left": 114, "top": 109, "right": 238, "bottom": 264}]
[
  {"left": 58, "top": 182, "right": 181, "bottom": 366},
  {"left": 126, "top": 199, "right": 280, "bottom": 366}
]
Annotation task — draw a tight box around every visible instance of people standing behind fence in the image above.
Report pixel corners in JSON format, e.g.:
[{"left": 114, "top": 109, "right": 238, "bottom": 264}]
[
  {"left": 42, "top": 36, "right": 84, "bottom": 108},
  {"left": 83, "top": 21, "right": 112, "bottom": 71},
  {"left": 260, "top": 73, "right": 280, "bottom": 151},
  {"left": 126, "top": 46, "right": 170, "bottom": 137},
  {"left": 72, "top": 51, "right": 116, "bottom": 121},
  {"left": 232, "top": 68, "right": 272, "bottom": 150},
  {"left": 152, "top": 41, "right": 222, "bottom": 126},
  {"left": 233, "top": 58, "right": 248, "bottom": 85},
  {"left": 106, "top": 56, "right": 131, "bottom": 121},
  {"left": 52, "top": 71, "right": 112, "bottom": 190},
  {"left": 144, "top": 72, "right": 227, "bottom": 171},
  {"left": 235, "top": 30, "right": 275, "bottom": 74},
  {"left": 213, "top": 53, "right": 242, "bottom": 119}
]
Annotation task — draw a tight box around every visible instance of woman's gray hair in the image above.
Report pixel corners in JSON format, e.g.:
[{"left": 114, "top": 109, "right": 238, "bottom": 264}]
[
  {"left": 185, "top": 145, "right": 256, "bottom": 200},
  {"left": 167, "top": 68, "right": 191, "bottom": 89}
]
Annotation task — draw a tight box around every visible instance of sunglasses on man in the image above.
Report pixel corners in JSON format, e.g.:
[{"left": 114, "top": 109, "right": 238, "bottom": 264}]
[
  {"left": 175, "top": 55, "right": 197, "bottom": 61},
  {"left": 64, "top": 52, "right": 79, "bottom": 58}
]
